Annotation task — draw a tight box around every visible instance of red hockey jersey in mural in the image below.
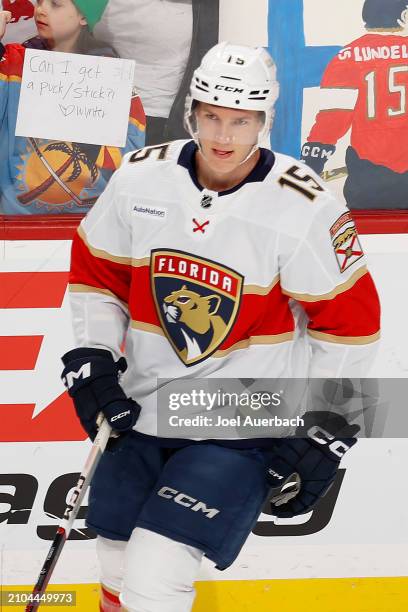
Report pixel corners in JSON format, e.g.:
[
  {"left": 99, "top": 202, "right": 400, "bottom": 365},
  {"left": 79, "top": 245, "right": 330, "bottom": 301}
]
[{"left": 307, "top": 33, "right": 408, "bottom": 172}]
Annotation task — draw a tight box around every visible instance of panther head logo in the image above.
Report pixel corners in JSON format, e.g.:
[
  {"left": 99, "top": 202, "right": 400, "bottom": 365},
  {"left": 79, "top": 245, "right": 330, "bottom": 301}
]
[
  {"left": 151, "top": 249, "right": 243, "bottom": 366},
  {"left": 163, "top": 285, "right": 227, "bottom": 362}
]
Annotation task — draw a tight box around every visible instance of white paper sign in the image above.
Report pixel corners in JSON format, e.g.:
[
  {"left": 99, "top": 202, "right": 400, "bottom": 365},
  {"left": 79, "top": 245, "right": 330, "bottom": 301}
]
[{"left": 15, "top": 49, "right": 135, "bottom": 147}]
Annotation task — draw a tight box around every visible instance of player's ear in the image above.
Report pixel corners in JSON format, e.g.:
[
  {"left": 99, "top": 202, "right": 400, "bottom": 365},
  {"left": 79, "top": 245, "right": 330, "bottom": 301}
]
[{"left": 79, "top": 14, "right": 88, "bottom": 27}]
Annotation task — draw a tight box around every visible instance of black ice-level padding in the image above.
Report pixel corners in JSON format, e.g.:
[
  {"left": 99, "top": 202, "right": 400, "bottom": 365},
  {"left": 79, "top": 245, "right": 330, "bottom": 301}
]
[
  {"left": 267, "top": 411, "right": 359, "bottom": 518},
  {"left": 362, "top": 0, "right": 408, "bottom": 29},
  {"left": 61, "top": 348, "right": 141, "bottom": 440}
]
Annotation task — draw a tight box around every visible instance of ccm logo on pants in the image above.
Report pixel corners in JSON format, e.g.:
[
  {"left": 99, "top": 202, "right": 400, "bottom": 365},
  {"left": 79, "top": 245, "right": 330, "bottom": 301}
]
[{"left": 157, "top": 487, "right": 220, "bottom": 519}]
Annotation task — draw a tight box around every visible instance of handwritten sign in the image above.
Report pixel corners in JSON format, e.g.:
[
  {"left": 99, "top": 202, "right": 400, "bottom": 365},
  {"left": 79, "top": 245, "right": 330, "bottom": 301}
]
[{"left": 15, "top": 50, "right": 135, "bottom": 147}]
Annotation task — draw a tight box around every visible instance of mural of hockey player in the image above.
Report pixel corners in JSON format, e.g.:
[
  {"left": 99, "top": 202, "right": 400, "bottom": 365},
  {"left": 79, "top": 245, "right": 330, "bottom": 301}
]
[{"left": 301, "top": 0, "right": 408, "bottom": 210}]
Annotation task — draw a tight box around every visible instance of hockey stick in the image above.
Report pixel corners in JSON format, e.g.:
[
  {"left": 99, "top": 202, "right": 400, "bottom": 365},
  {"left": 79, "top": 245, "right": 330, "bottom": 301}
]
[
  {"left": 18, "top": 138, "right": 98, "bottom": 207},
  {"left": 25, "top": 419, "right": 112, "bottom": 612},
  {"left": 321, "top": 166, "right": 348, "bottom": 182}
]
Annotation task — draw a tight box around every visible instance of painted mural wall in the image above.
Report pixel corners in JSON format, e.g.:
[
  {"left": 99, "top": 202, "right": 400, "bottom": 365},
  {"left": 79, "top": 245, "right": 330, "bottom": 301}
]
[{"left": 2, "top": 1, "right": 408, "bottom": 210}]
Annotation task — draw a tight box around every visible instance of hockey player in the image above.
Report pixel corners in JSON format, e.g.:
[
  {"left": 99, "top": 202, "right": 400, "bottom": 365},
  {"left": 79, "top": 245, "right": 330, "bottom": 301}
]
[
  {"left": 62, "top": 43, "right": 380, "bottom": 611},
  {"left": 0, "top": 3, "right": 145, "bottom": 215},
  {"left": 301, "top": 0, "right": 408, "bottom": 209}
]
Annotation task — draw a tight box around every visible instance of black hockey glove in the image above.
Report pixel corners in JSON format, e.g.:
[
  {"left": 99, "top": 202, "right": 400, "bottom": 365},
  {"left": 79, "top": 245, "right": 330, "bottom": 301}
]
[
  {"left": 266, "top": 411, "right": 359, "bottom": 518},
  {"left": 61, "top": 348, "right": 141, "bottom": 441},
  {"left": 301, "top": 141, "right": 336, "bottom": 174}
]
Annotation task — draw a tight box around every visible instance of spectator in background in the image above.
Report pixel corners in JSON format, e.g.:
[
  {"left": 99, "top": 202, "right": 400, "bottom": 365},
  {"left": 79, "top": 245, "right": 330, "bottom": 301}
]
[
  {"left": 301, "top": 0, "right": 408, "bottom": 210},
  {"left": 94, "top": 0, "right": 219, "bottom": 144},
  {"left": 0, "top": 1, "right": 145, "bottom": 215}
]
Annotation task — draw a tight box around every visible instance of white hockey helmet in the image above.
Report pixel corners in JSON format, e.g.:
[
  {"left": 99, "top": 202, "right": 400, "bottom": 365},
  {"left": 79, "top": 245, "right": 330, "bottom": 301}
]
[{"left": 185, "top": 42, "right": 280, "bottom": 147}]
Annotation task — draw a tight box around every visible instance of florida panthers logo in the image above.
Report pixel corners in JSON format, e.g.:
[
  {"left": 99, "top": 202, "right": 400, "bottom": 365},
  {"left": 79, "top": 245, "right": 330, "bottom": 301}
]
[
  {"left": 330, "top": 212, "right": 364, "bottom": 273},
  {"left": 151, "top": 249, "right": 243, "bottom": 366},
  {"left": 163, "top": 285, "right": 227, "bottom": 360}
]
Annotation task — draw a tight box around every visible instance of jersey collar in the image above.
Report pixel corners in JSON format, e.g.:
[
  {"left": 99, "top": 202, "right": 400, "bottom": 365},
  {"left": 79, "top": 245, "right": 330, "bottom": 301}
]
[{"left": 177, "top": 140, "right": 275, "bottom": 196}]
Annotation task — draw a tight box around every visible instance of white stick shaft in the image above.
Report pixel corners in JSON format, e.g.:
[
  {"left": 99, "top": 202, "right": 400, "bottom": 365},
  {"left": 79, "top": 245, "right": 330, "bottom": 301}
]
[
  {"left": 61, "top": 419, "right": 112, "bottom": 536},
  {"left": 26, "top": 419, "right": 112, "bottom": 611}
]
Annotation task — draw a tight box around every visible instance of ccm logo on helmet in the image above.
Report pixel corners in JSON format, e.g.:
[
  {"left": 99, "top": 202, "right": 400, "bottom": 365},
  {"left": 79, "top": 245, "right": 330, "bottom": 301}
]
[
  {"left": 157, "top": 486, "right": 220, "bottom": 518},
  {"left": 308, "top": 425, "right": 351, "bottom": 459},
  {"left": 214, "top": 85, "right": 244, "bottom": 93}
]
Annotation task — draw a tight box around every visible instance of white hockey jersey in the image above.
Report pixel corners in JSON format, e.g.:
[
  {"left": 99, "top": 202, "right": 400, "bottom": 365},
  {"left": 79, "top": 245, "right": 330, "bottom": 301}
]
[{"left": 68, "top": 140, "right": 381, "bottom": 440}]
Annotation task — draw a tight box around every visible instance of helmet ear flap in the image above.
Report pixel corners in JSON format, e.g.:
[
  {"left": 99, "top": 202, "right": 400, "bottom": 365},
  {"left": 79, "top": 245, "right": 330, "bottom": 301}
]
[
  {"left": 256, "top": 109, "right": 274, "bottom": 148},
  {"left": 190, "top": 99, "right": 199, "bottom": 129},
  {"left": 184, "top": 95, "right": 200, "bottom": 142},
  {"left": 265, "top": 108, "right": 275, "bottom": 131}
]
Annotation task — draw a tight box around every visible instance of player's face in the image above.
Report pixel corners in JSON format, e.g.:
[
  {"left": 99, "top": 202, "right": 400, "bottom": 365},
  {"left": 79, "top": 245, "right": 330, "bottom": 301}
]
[
  {"left": 194, "top": 103, "right": 264, "bottom": 173},
  {"left": 35, "top": 0, "right": 87, "bottom": 49}
]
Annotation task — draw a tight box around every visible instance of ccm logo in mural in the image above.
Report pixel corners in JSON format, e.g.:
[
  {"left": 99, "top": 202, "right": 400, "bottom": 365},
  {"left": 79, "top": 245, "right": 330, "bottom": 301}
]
[{"left": 0, "top": 470, "right": 345, "bottom": 540}]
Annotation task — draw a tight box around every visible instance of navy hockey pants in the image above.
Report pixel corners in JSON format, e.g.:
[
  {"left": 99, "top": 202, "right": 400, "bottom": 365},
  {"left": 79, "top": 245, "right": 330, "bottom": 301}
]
[{"left": 86, "top": 434, "right": 272, "bottom": 569}]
